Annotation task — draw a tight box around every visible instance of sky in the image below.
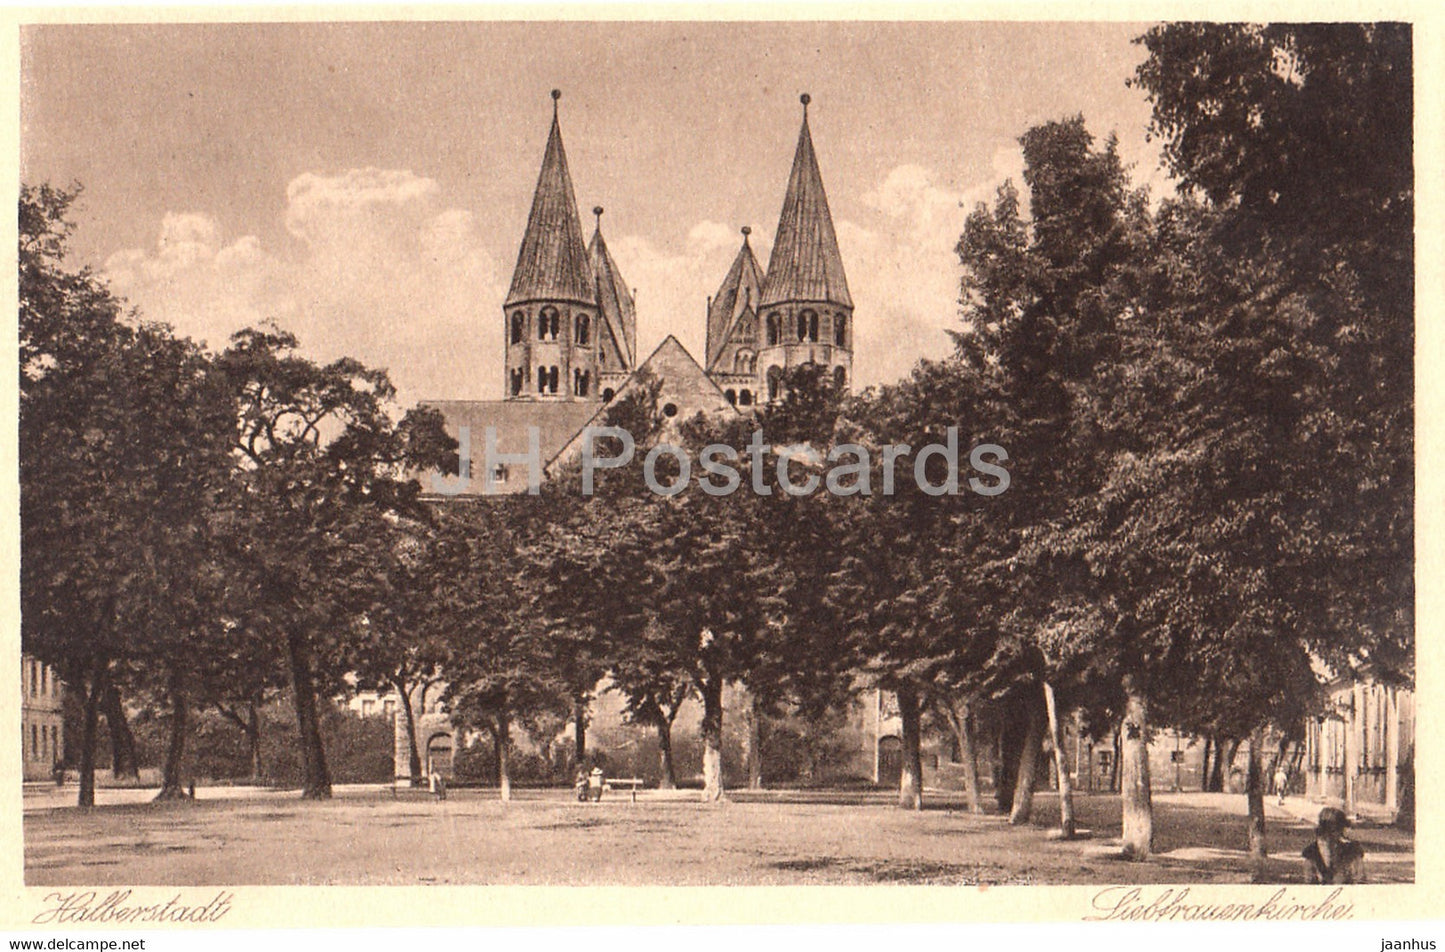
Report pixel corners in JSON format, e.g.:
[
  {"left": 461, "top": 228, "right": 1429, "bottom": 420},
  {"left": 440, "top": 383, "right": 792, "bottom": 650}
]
[{"left": 20, "top": 21, "right": 1171, "bottom": 406}]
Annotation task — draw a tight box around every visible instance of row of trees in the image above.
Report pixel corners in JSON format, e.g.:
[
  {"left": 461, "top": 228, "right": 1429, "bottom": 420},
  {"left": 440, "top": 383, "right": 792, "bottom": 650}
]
[{"left": 21, "top": 24, "right": 1411, "bottom": 873}]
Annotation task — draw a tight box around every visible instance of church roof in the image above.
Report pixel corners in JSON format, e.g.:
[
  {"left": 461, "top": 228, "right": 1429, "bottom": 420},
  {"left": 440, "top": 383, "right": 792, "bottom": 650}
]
[
  {"left": 759, "top": 100, "right": 853, "bottom": 310},
  {"left": 706, "top": 230, "right": 765, "bottom": 370},
  {"left": 505, "top": 100, "right": 597, "bottom": 308},
  {"left": 549, "top": 335, "right": 740, "bottom": 474},
  {"left": 588, "top": 217, "right": 637, "bottom": 369}
]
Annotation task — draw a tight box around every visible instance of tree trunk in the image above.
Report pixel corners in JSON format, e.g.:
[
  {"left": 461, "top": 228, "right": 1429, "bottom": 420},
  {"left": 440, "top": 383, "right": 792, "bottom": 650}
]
[
  {"left": 102, "top": 683, "right": 139, "bottom": 780},
  {"left": 1120, "top": 679, "right": 1154, "bottom": 859},
  {"left": 1043, "top": 681, "right": 1076, "bottom": 837},
  {"left": 395, "top": 678, "right": 423, "bottom": 787},
  {"left": 495, "top": 710, "right": 512, "bottom": 802},
  {"left": 285, "top": 630, "right": 331, "bottom": 799},
  {"left": 997, "top": 711, "right": 1021, "bottom": 813},
  {"left": 897, "top": 685, "right": 924, "bottom": 811},
  {"left": 1246, "top": 727, "right": 1267, "bottom": 880},
  {"left": 77, "top": 659, "right": 106, "bottom": 809},
  {"left": 656, "top": 716, "right": 678, "bottom": 789},
  {"left": 942, "top": 698, "right": 983, "bottom": 814},
  {"left": 1219, "top": 737, "right": 1241, "bottom": 792},
  {"left": 1201, "top": 735, "right": 1213, "bottom": 792},
  {"left": 246, "top": 700, "right": 262, "bottom": 782},
  {"left": 745, "top": 692, "right": 763, "bottom": 790},
  {"left": 573, "top": 694, "right": 588, "bottom": 769},
  {"left": 700, "top": 677, "right": 726, "bottom": 802},
  {"left": 1009, "top": 690, "right": 1045, "bottom": 825},
  {"left": 155, "top": 670, "right": 190, "bottom": 800},
  {"left": 1111, "top": 724, "right": 1123, "bottom": 793}
]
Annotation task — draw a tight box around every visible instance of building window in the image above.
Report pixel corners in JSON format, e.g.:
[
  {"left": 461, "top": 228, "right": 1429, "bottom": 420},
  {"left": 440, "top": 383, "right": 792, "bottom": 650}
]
[
  {"left": 511, "top": 311, "right": 525, "bottom": 344},
  {"left": 30, "top": 663, "right": 37, "bottom": 697},
  {"left": 40, "top": 665, "right": 47, "bottom": 696},
  {"left": 835, "top": 314, "right": 847, "bottom": 347},
  {"left": 361, "top": 699, "right": 376, "bottom": 717},
  {"left": 384, "top": 699, "right": 396, "bottom": 717},
  {"left": 51, "top": 725, "right": 58, "bottom": 759},
  {"left": 574, "top": 370, "right": 590, "bottom": 397},
  {"left": 31, "top": 724, "right": 38, "bottom": 759},
  {"left": 539, "top": 307, "right": 560, "bottom": 341},
  {"left": 576, "top": 313, "right": 590, "bottom": 345},
  {"left": 510, "top": 368, "right": 524, "bottom": 396},
  {"left": 537, "top": 366, "right": 559, "bottom": 395},
  {"left": 734, "top": 350, "right": 756, "bottom": 375},
  {"left": 601, "top": 388, "right": 615, "bottom": 403},
  {"left": 767, "top": 313, "right": 781, "bottom": 346},
  {"left": 725, "top": 389, "right": 737, "bottom": 405},
  {"left": 767, "top": 366, "right": 783, "bottom": 401},
  {"left": 739, "top": 389, "right": 753, "bottom": 406},
  {"left": 834, "top": 366, "right": 847, "bottom": 390},
  {"left": 663, "top": 402, "right": 678, "bottom": 418},
  {"left": 800, "top": 310, "right": 819, "bottom": 342}
]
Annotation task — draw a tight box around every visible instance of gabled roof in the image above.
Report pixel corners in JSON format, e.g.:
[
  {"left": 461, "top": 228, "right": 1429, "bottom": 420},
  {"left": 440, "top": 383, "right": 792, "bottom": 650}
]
[
  {"left": 505, "top": 103, "right": 597, "bottom": 308},
  {"left": 706, "top": 230, "right": 765, "bottom": 370},
  {"left": 588, "top": 219, "right": 637, "bottom": 369},
  {"left": 759, "top": 100, "right": 853, "bottom": 309},
  {"left": 549, "top": 335, "right": 740, "bottom": 474}
]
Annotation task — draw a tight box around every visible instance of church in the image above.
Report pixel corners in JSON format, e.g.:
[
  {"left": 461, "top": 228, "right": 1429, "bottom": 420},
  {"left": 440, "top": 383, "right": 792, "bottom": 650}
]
[{"left": 423, "top": 89, "right": 856, "bottom": 495}]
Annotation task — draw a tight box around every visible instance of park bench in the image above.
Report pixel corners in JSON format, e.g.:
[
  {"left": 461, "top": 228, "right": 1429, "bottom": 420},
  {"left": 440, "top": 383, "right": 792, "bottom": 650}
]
[{"left": 604, "top": 778, "right": 646, "bottom": 802}]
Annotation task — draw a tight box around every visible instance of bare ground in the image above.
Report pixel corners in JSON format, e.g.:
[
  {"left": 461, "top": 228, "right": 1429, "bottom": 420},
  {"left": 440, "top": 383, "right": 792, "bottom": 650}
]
[{"left": 23, "top": 786, "right": 1413, "bottom": 886}]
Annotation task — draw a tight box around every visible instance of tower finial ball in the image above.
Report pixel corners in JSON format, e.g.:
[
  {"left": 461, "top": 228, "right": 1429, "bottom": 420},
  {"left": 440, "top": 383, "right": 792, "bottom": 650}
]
[
  {"left": 741, "top": 225, "right": 751, "bottom": 236},
  {"left": 551, "top": 89, "right": 561, "bottom": 101},
  {"left": 593, "top": 206, "right": 604, "bottom": 217},
  {"left": 800, "top": 93, "right": 810, "bottom": 106}
]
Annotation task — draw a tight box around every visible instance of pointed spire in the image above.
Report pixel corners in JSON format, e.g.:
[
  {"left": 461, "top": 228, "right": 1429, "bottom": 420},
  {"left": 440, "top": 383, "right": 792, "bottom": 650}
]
[
  {"left": 759, "top": 94, "right": 853, "bottom": 309},
  {"left": 506, "top": 91, "right": 597, "bottom": 307},
  {"left": 588, "top": 206, "right": 637, "bottom": 369},
  {"left": 706, "top": 226, "right": 766, "bottom": 370}
]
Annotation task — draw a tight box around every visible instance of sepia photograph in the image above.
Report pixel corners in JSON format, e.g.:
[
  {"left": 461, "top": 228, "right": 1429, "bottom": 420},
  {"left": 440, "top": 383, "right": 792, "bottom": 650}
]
[{"left": 12, "top": 13, "right": 1420, "bottom": 921}]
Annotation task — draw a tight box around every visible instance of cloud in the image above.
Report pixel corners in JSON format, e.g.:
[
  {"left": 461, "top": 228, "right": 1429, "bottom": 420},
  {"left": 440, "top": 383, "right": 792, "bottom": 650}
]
[{"left": 104, "top": 169, "right": 504, "bottom": 406}]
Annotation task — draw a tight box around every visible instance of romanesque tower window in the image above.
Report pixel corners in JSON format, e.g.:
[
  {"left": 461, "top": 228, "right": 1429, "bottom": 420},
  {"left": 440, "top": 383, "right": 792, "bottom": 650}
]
[
  {"left": 833, "top": 366, "right": 847, "bottom": 390},
  {"left": 734, "top": 350, "right": 756, "bottom": 375},
  {"left": 602, "top": 388, "right": 615, "bottom": 403},
  {"left": 725, "top": 388, "right": 737, "bottom": 406},
  {"left": 767, "top": 366, "right": 783, "bottom": 401},
  {"left": 539, "top": 307, "right": 560, "bottom": 341},
  {"left": 510, "top": 369, "right": 524, "bottom": 396},
  {"left": 834, "top": 314, "right": 847, "bottom": 347},
  {"left": 799, "top": 310, "right": 819, "bottom": 342},
  {"left": 739, "top": 389, "right": 753, "bottom": 406},
  {"left": 574, "top": 369, "right": 591, "bottom": 397},
  {"left": 538, "top": 366, "right": 559, "bottom": 395},
  {"left": 576, "top": 313, "right": 590, "bottom": 345},
  {"left": 767, "top": 312, "right": 781, "bottom": 346},
  {"left": 511, "top": 311, "right": 526, "bottom": 344}
]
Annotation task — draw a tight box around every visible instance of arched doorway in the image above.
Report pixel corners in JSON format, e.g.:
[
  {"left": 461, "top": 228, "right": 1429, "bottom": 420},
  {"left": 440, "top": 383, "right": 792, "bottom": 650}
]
[
  {"left": 877, "top": 735, "right": 903, "bottom": 788},
  {"left": 425, "top": 732, "right": 454, "bottom": 779}
]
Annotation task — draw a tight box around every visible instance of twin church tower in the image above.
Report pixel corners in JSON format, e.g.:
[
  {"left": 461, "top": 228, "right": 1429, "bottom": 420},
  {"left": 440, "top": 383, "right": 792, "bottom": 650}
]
[{"left": 501, "top": 90, "right": 854, "bottom": 411}]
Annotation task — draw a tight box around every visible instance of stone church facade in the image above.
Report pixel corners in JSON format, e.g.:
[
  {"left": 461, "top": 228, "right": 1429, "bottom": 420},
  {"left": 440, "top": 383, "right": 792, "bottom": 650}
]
[{"left": 385, "top": 91, "right": 889, "bottom": 784}]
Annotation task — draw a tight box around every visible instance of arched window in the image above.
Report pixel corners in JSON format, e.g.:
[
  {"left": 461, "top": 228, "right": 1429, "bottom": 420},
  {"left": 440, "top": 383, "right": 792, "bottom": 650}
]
[
  {"left": 801, "top": 310, "right": 819, "bottom": 342},
  {"left": 834, "top": 313, "right": 847, "bottom": 347},
  {"left": 767, "top": 312, "right": 781, "bottom": 346},
  {"left": 538, "top": 366, "right": 559, "bottom": 395},
  {"left": 739, "top": 389, "right": 753, "bottom": 406},
  {"left": 576, "top": 313, "right": 590, "bottom": 345},
  {"left": 510, "top": 368, "right": 523, "bottom": 396},
  {"left": 734, "top": 350, "right": 756, "bottom": 375},
  {"left": 833, "top": 366, "right": 847, "bottom": 391},
  {"left": 767, "top": 366, "right": 783, "bottom": 402},
  {"left": 725, "top": 389, "right": 737, "bottom": 406},
  {"left": 574, "top": 369, "right": 590, "bottom": 397},
  {"left": 602, "top": 388, "right": 615, "bottom": 403},
  {"left": 511, "top": 311, "right": 525, "bottom": 344},
  {"left": 539, "top": 307, "right": 559, "bottom": 341},
  {"left": 797, "top": 312, "right": 808, "bottom": 342}
]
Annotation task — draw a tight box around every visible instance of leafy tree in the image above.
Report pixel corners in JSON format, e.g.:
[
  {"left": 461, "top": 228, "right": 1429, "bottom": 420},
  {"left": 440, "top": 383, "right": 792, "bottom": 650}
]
[{"left": 214, "top": 327, "right": 454, "bottom": 799}]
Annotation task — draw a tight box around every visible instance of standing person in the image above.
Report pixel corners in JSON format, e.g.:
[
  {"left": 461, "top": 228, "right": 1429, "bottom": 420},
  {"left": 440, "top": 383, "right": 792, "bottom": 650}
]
[
  {"left": 1275, "top": 764, "right": 1289, "bottom": 805},
  {"left": 589, "top": 765, "right": 605, "bottom": 802}
]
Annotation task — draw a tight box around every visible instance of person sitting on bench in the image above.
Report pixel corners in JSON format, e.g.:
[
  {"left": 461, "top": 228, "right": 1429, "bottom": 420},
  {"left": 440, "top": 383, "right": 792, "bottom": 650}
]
[{"left": 1302, "top": 807, "right": 1365, "bottom": 883}]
